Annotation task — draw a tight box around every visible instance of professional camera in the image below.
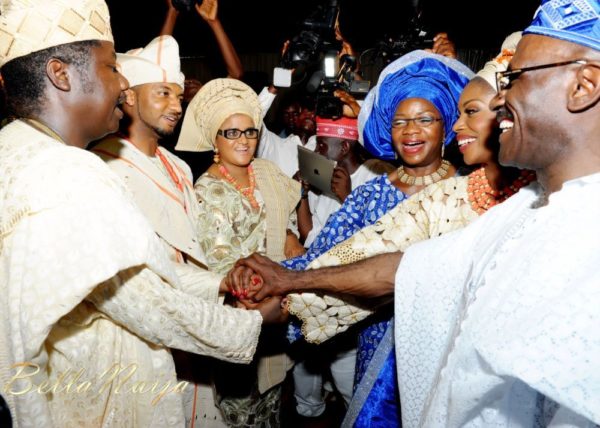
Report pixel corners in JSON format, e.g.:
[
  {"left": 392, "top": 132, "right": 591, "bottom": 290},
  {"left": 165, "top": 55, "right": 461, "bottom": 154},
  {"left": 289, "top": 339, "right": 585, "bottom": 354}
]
[
  {"left": 171, "top": 0, "right": 203, "bottom": 13},
  {"left": 281, "top": 0, "right": 341, "bottom": 69},
  {"left": 310, "top": 54, "right": 370, "bottom": 119},
  {"left": 363, "top": 12, "right": 433, "bottom": 65}
]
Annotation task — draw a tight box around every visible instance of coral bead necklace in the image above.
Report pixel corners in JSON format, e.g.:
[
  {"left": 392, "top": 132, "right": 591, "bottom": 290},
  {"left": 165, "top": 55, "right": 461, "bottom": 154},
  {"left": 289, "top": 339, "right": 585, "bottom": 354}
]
[
  {"left": 218, "top": 163, "right": 260, "bottom": 209},
  {"left": 468, "top": 167, "right": 536, "bottom": 214}
]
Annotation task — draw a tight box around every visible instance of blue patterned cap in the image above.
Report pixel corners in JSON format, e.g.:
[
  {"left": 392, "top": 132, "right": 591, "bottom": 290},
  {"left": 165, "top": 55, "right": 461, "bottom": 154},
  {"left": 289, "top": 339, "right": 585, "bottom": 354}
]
[{"left": 524, "top": 0, "right": 600, "bottom": 51}]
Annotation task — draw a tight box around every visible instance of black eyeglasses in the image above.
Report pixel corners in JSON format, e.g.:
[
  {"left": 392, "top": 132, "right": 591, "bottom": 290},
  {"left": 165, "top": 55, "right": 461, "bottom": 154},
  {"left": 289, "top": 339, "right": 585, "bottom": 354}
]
[
  {"left": 217, "top": 128, "right": 260, "bottom": 140},
  {"left": 391, "top": 117, "right": 442, "bottom": 129},
  {"left": 495, "top": 59, "right": 590, "bottom": 92}
]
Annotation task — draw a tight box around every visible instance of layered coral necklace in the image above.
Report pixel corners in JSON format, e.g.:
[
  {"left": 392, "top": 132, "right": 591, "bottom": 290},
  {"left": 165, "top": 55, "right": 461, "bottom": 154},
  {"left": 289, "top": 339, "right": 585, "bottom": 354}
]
[
  {"left": 397, "top": 160, "right": 451, "bottom": 186},
  {"left": 218, "top": 163, "right": 260, "bottom": 209},
  {"left": 468, "top": 167, "right": 536, "bottom": 214}
]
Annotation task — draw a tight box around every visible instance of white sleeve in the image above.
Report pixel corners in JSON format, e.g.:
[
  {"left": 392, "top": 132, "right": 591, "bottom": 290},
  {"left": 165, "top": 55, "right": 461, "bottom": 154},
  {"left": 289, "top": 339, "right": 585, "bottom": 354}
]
[
  {"left": 257, "top": 86, "right": 277, "bottom": 119},
  {"left": 87, "top": 266, "right": 262, "bottom": 364}
]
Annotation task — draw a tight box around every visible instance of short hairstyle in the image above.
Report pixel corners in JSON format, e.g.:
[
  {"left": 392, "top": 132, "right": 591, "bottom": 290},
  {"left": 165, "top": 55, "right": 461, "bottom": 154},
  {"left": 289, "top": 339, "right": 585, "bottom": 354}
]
[{"left": 0, "top": 40, "right": 100, "bottom": 118}]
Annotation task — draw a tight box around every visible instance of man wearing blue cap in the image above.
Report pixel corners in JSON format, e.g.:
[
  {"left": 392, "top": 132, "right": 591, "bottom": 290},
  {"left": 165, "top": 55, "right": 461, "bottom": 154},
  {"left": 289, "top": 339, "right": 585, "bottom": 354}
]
[{"left": 229, "top": 0, "right": 600, "bottom": 425}]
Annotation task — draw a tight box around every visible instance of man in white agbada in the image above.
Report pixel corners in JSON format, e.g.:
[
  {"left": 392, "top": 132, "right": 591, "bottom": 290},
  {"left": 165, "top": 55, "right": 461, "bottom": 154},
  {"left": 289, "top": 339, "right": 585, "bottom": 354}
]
[
  {"left": 91, "top": 35, "right": 242, "bottom": 426},
  {"left": 229, "top": 0, "right": 600, "bottom": 426},
  {"left": 0, "top": 1, "right": 283, "bottom": 427}
]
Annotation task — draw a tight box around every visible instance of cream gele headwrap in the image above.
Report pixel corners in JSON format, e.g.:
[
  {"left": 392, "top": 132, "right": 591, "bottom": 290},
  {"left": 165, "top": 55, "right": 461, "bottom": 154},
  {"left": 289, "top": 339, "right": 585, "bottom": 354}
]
[
  {"left": 476, "top": 31, "right": 522, "bottom": 90},
  {"left": 0, "top": 0, "right": 113, "bottom": 67},
  {"left": 176, "top": 78, "right": 262, "bottom": 152},
  {"left": 117, "top": 35, "right": 185, "bottom": 90}
]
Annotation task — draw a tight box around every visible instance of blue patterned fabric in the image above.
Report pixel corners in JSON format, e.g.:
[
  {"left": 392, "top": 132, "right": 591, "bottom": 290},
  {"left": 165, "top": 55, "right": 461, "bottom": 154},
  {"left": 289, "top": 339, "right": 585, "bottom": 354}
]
[
  {"left": 524, "top": 0, "right": 600, "bottom": 52},
  {"left": 343, "top": 319, "right": 400, "bottom": 428},
  {"left": 283, "top": 174, "right": 407, "bottom": 271},
  {"left": 282, "top": 174, "right": 406, "bottom": 343},
  {"left": 355, "top": 319, "right": 392, "bottom": 387},
  {"left": 352, "top": 340, "right": 400, "bottom": 427}
]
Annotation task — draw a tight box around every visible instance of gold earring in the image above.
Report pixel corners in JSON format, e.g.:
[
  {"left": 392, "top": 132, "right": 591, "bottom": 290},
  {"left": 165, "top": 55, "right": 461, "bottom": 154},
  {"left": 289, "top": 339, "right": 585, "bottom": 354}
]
[{"left": 213, "top": 150, "right": 220, "bottom": 164}]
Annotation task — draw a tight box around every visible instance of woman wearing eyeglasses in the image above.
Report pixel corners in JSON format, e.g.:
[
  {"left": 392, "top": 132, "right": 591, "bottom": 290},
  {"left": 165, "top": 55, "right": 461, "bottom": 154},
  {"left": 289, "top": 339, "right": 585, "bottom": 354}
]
[
  {"left": 176, "top": 78, "right": 302, "bottom": 427},
  {"left": 281, "top": 34, "right": 535, "bottom": 427},
  {"left": 283, "top": 53, "right": 472, "bottom": 277}
]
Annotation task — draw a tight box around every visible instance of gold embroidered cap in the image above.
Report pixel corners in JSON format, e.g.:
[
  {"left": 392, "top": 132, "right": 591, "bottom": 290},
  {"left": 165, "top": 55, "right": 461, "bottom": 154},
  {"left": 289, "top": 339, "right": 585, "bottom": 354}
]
[
  {"left": 0, "top": 0, "right": 113, "bottom": 67},
  {"left": 176, "top": 78, "right": 262, "bottom": 152},
  {"left": 117, "top": 35, "right": 185, "bottom": 90}
]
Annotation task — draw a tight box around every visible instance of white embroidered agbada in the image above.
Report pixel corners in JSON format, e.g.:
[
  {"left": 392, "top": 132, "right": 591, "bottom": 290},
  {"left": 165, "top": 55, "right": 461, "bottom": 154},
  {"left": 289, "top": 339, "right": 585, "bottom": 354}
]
[
  {"left": 394, "top": 174, "right": 600, "bottom": 427},
  {"left": 0, "top": 120, "right": 262, "bottom": 428},
  {"left": 92, "top": 137, "right": 223, "bottom": 302}
]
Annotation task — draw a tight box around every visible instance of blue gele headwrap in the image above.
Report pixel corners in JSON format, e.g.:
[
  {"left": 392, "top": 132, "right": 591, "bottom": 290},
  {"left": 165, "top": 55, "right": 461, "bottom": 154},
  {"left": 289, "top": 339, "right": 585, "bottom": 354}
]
[
  {"left": 358, "top": 51, "right": 474, "bottom": 160},
  {"left": 524, "top": 0, "right": 600, "bottom": 52}
]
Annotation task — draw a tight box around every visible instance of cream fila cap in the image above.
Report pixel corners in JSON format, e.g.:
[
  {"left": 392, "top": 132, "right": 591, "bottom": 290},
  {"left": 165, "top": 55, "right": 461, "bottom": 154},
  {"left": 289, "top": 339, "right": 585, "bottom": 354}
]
[
  {"left": 0, "top": 0, "right": 113, "bottom": 67},
  {"left": 476, "top": 32, "right": 522, "bottom": 90},
  {"left": 117, "top": 35, "right": 185, "bottom": 90}
]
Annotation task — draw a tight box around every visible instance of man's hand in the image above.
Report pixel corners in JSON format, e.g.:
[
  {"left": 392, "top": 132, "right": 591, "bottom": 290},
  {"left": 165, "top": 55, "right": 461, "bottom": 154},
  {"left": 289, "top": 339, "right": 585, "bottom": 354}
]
[
  {"left": 331, "top": 166, "right": 352, "bottom": 202},
  {"left": 334, "top": 90, "right": 361, "bottom": 118},
  {"left": 196, "top": 0, "right": 218, "bottom": 22},
  {"left": 426, "top": 32, "right": 457, "bottom": 59},
  {"left": 234, "top": 254, "right": 296, "bottom": 301}
]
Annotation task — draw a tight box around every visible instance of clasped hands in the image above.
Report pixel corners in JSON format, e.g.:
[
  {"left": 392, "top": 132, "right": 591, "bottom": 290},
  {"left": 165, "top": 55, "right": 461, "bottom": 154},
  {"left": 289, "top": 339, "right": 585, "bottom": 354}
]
[{"left": 224, "top": 254, "right": 295, "bottom": 324}]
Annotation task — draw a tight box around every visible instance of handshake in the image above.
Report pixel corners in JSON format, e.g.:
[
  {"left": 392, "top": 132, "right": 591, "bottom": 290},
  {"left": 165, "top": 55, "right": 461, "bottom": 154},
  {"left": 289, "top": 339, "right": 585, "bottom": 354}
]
[{"left": 223, "top": 254, "right": 297, "bottom": 324}]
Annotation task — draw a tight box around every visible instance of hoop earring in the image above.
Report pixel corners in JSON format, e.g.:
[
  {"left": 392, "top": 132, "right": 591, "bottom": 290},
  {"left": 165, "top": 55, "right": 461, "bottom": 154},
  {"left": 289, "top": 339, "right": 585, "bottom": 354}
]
[{"left": 213, "top": 149, "right": 220, "bottom": 164}]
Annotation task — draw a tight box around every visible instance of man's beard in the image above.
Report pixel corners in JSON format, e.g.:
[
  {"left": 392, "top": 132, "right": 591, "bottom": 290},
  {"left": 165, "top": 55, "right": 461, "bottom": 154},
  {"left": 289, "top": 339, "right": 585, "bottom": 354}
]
[{"left": 153, "top": 124, "right": 175, "bottom": 139}]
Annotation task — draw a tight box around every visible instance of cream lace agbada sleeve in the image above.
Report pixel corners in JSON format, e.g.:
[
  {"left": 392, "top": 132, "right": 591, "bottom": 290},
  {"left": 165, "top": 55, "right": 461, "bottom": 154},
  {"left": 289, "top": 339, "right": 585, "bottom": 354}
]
[{"left": 287, "top": 176, "right": 477, "bottom": 343}]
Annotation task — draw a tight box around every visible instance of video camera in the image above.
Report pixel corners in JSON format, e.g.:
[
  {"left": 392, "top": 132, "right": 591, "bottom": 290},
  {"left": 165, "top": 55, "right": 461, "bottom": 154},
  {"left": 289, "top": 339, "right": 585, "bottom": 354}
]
[
  {"left": 171, "top": 0, "right": 203, "bottom": 13},
  {"left": 308, "top": 54, "right": 370, "bottom": 119},
  {"left": 280, "top": 0, "right": 341, "bottom": 69},
  {"left": 277, "top": 0, "right": 371, "bottom": 118},
  {"left": 364, "top": 12, "right": 433, "bottom": 65}
]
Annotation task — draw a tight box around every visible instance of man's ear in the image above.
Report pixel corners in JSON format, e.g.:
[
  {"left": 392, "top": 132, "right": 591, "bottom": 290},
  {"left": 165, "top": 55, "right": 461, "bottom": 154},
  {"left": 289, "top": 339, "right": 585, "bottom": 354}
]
[
  {"left": 45, "top": 58, "right": 71, "bottom": 91},
  {"left": 124, "top": 88, "right": 136, "bottom": 107},
  {"left": 567, "top": 63, "right": 600, "bottom": 112},
  {"left": 341, "top": 140, "right": 351, "bottom": 155}
]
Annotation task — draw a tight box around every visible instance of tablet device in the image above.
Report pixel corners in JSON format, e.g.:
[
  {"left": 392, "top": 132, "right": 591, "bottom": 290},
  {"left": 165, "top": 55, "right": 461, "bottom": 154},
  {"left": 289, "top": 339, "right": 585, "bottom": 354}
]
[{"left": 297, "top": 145, "right": 337, "bottom": 198}]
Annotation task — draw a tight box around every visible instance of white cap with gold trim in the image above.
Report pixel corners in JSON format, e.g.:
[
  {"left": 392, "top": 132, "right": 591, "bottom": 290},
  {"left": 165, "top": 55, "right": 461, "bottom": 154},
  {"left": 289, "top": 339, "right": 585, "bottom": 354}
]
[
  {"left": 117, "top": 35, "right": 185, "bottom": 90},
  {"left": 0, "top": 0, "right": 113, "bottom": 67}
]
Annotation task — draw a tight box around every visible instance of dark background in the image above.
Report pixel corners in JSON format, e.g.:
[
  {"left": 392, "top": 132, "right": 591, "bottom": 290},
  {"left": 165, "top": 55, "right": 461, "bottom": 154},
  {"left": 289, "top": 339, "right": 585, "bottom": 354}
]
[
  {"left": 106, "top": 0, "right": 540, "bottom": 58},
  {"left": 104, "top": 0, "right": 542, "bottom": 178}
]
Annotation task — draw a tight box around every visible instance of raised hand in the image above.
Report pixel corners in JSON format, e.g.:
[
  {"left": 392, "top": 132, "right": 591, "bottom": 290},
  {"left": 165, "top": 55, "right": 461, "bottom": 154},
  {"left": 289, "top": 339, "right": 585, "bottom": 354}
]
[
  {"left": 427, "top": 32, "right": 457, "bottom": 59},
  {"left": 196, "top": 0, "right": 218, "bottom": 22},
  {"left": 334, "top": 89, "right": 361, "bottom": 118}
]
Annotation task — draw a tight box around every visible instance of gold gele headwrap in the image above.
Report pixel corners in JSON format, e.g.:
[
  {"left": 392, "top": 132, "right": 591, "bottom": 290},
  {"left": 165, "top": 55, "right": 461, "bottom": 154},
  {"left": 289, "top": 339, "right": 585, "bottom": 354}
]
[
  {"left": 176, "top": 78, "right": 262, "bottom": 152},
  {"left": 0, "top": 0, "right": 113, "bottom": 67}
]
